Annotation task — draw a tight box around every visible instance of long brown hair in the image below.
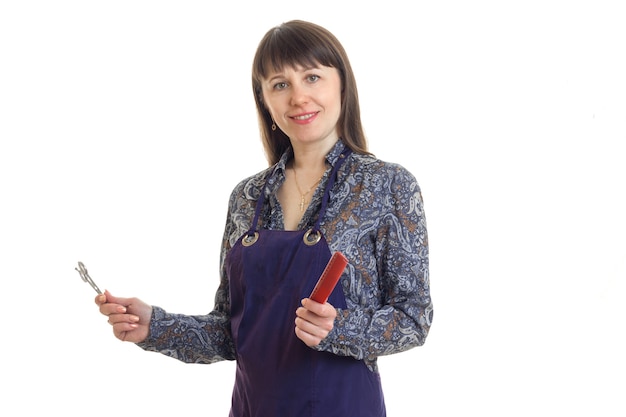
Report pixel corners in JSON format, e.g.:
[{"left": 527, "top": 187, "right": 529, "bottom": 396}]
[{"left": 252, "top": 20, "right": 370, "bottom": 165}]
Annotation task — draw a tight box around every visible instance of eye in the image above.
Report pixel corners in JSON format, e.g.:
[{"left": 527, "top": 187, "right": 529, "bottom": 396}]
[
  {"left": 306, "top": 74, "right": 320, "bottom": 83},
  {"left": 273, "top": 81, "right": 288, "bottom": 90}
]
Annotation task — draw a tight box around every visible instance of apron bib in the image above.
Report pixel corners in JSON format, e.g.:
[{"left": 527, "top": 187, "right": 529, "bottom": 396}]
[{"left": 225, "top": 148, "right": 385, "bottom": 417}]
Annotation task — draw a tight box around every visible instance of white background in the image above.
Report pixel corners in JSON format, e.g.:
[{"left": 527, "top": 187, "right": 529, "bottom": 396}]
[{"left": 1, "top": 1, "right": 624, "bottom": 416}]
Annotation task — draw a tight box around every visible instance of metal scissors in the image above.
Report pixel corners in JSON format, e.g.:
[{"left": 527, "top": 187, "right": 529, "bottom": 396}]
[{"left": 75, "top": 261, "right": 102, "bottom": 294}]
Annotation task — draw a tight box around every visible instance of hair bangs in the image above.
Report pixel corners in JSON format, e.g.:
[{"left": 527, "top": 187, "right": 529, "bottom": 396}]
[{"left": 254, "top": 25, "right": 339, "bottom": 80}]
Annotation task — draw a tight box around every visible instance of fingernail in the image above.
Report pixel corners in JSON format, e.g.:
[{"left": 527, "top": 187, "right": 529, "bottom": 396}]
[{"left": 117, "top": 306, "right": 127, "bottom": 313}]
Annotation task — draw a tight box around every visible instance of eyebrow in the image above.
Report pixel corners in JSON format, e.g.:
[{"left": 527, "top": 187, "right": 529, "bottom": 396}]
[
  {"left": 265, "top": 65, "right": 321, "bottom": 84},
  {"left": 266, "top": 74, "right": 286, "bottom": 84}
]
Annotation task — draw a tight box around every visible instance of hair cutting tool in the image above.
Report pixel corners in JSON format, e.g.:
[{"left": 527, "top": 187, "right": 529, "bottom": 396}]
[{"left": 75, "top": 261, "right": 102, "bottom": 294}]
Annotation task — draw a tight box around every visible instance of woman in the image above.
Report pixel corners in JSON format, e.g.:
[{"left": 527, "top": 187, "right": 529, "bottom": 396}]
[{"left": 97, "top": 20, "right": 432, "bottom": 416}]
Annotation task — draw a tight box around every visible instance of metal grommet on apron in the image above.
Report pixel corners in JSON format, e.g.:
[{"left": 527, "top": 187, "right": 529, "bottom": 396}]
[{"left": 225, "top": 147, "right": 386, "bottom": 416}]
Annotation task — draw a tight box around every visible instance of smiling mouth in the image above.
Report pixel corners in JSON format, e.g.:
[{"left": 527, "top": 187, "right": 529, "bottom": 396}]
[{"left": 291, "top": 112, "right": 317, "bottom": 121}]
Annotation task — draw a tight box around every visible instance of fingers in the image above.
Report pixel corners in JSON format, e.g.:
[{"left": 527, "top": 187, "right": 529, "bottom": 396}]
[
  {"left": 97, "top": 290, "right": 129, "bottom": 317},
  {"left": 107, "top": 309, "right": 140, "bottom": 325},
  {"left": 94, "top": 290, "right": 151, "bottom": 343},
  {"left": 94, "top": 290, "right": 120, "bottom": 310},
  {"left": 102, "top": 300, "right": 141, "bottom": 337},
  {"left": 294, "top": 298, "right": 337, "bottom": 347},
  {"left": 294, "top": 314, "right": 332, "bottom": 347},
  {"left": 100, "top": 290, "right": 134, "bottom": 307},
  {"left": 109, "top": 313, "right": 140, "bottom": 340},
  {"left": 108, "top": 307, "right": 149, "bottom": 343},
  {"left": 94, "top": 293, "right": 106, "bottom": 306},
  {"left": 295, "top": 326, "right": 325, "bottom": 347},
  {"left": 300, "top": 298, "right": 335, "bottom": 317}
]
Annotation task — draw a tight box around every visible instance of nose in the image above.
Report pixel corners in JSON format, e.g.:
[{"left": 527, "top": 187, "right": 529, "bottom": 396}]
[{"left": 289, "top": 84, "right": 309, "bottom": 106}]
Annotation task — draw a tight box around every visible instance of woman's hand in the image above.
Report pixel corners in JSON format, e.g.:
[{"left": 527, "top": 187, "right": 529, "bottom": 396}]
[
  {"left": 95, "top": 290, "right": 152, "bottom": 343},
  {"left": 294, "top": 298, "right": 337, "bottom": 347}
]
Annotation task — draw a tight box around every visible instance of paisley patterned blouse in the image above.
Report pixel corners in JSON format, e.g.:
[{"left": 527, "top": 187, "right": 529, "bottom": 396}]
[{"left": 138, "top": 139, "right": 433, "bottom": 372}]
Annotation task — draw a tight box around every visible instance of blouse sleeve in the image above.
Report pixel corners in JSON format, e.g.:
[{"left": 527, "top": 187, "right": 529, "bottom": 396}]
[{"left": 317, "top": 164, "right": 433, "bottom": 366}]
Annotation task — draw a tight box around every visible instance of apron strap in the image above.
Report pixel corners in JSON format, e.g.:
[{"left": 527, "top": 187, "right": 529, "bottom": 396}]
[
  {"left": 243, "top": 165, "right": 278, "bottom": 244},
  {"left": 245, "top": 146, "right": 352, "bottom": 240},
  {"left": 313, "top": 147, "right": 352, "bottom": 232}
]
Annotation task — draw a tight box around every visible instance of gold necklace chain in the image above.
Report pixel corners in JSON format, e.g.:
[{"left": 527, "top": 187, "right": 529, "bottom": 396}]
[{"left": 293, "top": 168, "right": 323, "bottom": 212}]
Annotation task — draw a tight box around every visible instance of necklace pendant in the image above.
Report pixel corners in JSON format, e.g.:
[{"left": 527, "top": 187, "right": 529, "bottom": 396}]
[{"left": 300, "top": 195, "right": 305, "bottom": 212}]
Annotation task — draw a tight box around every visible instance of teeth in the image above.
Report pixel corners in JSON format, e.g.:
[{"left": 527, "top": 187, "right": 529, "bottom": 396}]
[{"left": 293, "top": 113, "right": 314, "bottom": 120}]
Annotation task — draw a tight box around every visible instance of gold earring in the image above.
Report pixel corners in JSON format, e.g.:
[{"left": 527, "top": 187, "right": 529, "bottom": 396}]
[{"left": 271, "top": 122, "right": 277, "bottom": 131}]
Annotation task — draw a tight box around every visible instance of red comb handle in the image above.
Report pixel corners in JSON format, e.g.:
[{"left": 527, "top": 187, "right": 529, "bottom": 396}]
[{"left": 309, "top": 252, "right": 348, "bottom": 303}]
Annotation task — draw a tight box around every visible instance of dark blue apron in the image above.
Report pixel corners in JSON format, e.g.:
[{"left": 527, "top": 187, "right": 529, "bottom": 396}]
[{"left": 225, "top": 148, "right": 386, "bottom": 417}]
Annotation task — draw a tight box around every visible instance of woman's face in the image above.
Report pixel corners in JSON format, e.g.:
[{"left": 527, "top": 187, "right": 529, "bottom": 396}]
[{"left": 261, "top": 64, "right": 342, "bottom": 148}]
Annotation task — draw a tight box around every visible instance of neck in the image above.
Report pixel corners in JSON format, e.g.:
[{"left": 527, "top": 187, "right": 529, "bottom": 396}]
[{"left": 290, "top": 139, "right": 337, "bottom": 172}]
